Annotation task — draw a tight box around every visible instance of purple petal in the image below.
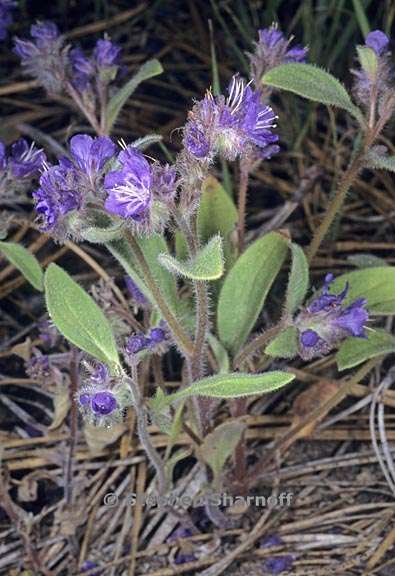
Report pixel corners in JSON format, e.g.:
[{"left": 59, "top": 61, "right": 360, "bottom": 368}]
[{"left": 365, "top": 30, "right": 389, "bottom": 56}]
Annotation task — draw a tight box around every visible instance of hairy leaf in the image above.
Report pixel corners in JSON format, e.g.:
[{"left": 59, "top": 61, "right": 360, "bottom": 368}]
[
  {"left": 329, "top": 267, "right": 395, "bottom": 315},
  {"left": 107, "top": 59, "right": 163, "bottom": 130},
  {"left": 266, "top": 326, "right": 299, "bottom": 359},
  {"left": 262, "top": 63, "right": 363, "bottom": 122},
  {"left": 217, "top": 231, "right": 288, "bottom": 353},
  {"left": 285, "top": 243, "right": 309, "bottom": 315},
  {"left": 44, "top": 264, "right": 120, "bottom": 368},
  {"left": 366, "top": 151, "right": 395, "bottom": 173},
  {"left": 337, "top": 329, "right": 395, "bottom": 370},
  {"left": 159, "top": 235, "right": 224, "bottom": 281},
  {"left": 0, "top": 241, "right": 43, "bottom": 291},
  {"left": 150, "top": 371, "right": 295, "bottom": 410}
]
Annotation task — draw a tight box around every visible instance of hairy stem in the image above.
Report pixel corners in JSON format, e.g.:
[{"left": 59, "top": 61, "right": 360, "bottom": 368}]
[
  {"left": 233, "top": 323, "right": 284, "bottom": 370},
  {"left": 65, "top": 81, "right": 102, "bottom": 136},
  {"left": 128, "top": 364, "right": 167, "bottom": 495},
  {"left": 124, "top": 230, "right": 194, "bottom": 357},
  {"left": 237, "top": 157, "right": 252, "bottom": 254}
]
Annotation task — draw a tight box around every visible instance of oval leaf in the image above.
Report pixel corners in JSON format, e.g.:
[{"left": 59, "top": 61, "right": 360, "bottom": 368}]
[
  {"left": 45, "top": 264, "right": 120, "bottom": 368},
  {"left": 262, "top": 63, "right": 363, "bottom": 122},
  {"left": 337, "top": 329, "right": 395, "bottom": 370},
  {"left": 107, "top": 59, "right": 163, "bottom": 130},
  {"left": 151, "top": 371, "right": 295, "bottom": 410},
  {"left": 285, "top": 243, "right": 309, "bottom": 315},
  {"left": 0, "top": 241, "right": 43, "bottom": 291},
  {"left": 217, "top": 232, "right": 288, "bottom": 353},
  {"left": 159, "top": 235, "right": 224, "bottom": 281},
  {"left": 266, "top": 326, "right": 299, "bottom": 359},
  {"left": 328, "top": 267, "right": 395, "bottom": 315},
  {"left": 198, "top": 176, "right": 238, "bottom": 248}
]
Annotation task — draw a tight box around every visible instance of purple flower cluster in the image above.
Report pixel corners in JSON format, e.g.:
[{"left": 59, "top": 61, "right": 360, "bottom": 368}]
[
  {"left": 14, "top": 20, "right": 122, "bottom": 98},
  {"left": 352, "top": 29, "right": 391, "bottom": 107},
  {"left": 125, "top": 277, "right": 148, "bottom": 306},
  {"left": 249, "top": 24, "right": 308, "bottom": 85},
  {"left": 183, "top": 75, "right": 279, "bottom": 162},
  {"left": 14, "top": 21, "right": 68, "bottom": 94},
  {"left": 70, "top": 38, "right": 121, "bottom": 93},
  {"left": 295, "top": 274, "right": 369, "bottom": 360},
  {"left": 126, "top": 324, "right": 168, "bottom": 356},
  {"left": 76, "top": 363, "right": 127, "bottom": 425},
  {"left": 0, "top": 138, "right": 45, "bottom": 180},
  {"left": 33, "top": 134, "right": 115, "bottom": 232},
  {"left": 0, "top": 0, "right": 16, "bottom": 40},
  {"left": 103, "top": 144, "right": 176, "bottom": 230},
  {"left": 0, "top": 138, "right": 46, "bottom": 203}
]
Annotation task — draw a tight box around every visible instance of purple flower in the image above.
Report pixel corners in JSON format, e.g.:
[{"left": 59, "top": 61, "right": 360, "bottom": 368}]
[
  {"left": 352, "top": 29, "right": 392, "bottom": 107},
  {"left": 26, "top": 354, "right": 50, "bottom": 379},
  {"left": 264, "top": 554, "right": 294, "bottom": 575},
  {"left": 295, "top": 273, "right": 369, "bottom": 360},
  {"left": 0, "top": 0, "right": 16, "bottom": 40},
  {"left": 104, "top": 146, "right": 152, "bottom": 220},
  {"left": 149, "top": 327, "right": 166, "bottom": 344},
  {"left": 33, "top": 163, "right": 81, "bottom": 230},
  {"left": 90, "top": 363, "right": 110, "bottom": 385},
  {"left": 91, "top": 391, "right": 117, "bottom": 415},
  {"left": 70, "top": 47, "right": 95, "bottom": 91},
  {"left": 125, "top": 277, "right": 148, "bottom": 306},
  {"left": 250, "top": 24, "right": 308, "bottom": 84},
  {"left": 126, "top": 333, "right": 149, "bottom": 354},
  {"left": 69, "top": 134, "right": 116, "bottom": 179},
  {"left": 365, "top": 30, "right": 389, "bottom": 56},
  {"left": 94, "top": 39, "right": 121, "bottom": 68},
  {"left": 78, "top": 392, "right": 91, "bottom": 408},
  {"left": 9, "top": 139, "right": 46, "bottom": 178},
  {"left": 184, "top": 76, "right": 278, "bottom": 162},
  {"left": 168, "top": 528, "right": 196, "bottom": 565},
  {"left": 152, "top": 163, "right": 177, "bottom": 200},
  {"left": 0, "top": 141, "right": 6, "bottom": 170},
  {"left": 14, "top": 21, "right": 67, "bottom": 94}
]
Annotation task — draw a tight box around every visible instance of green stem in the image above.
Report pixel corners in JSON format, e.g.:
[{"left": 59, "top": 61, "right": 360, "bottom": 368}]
[
  {"left": 233, "top": 323, "right": 284, "bottom": 369},
  {"left": 124, "top": 230, "right": 194, "bottom": 357},
  {"left": 306, "top": 153, "right": 365, "bottom": 263},
  {"left": 237, "top": 157, "right": 252, "bottom": 254}
]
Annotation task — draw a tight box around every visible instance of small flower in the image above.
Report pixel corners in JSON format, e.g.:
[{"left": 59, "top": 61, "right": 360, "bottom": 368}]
[
  {"left": 0, "top": 0, "right": 16, "bottom": 40},
  {"left": 365, "top": 30, "right": 389, "bottom": 56},
  {"left": 68, "top": 134, "right": 116, "bottom": 180},
  {"left": 104, "top": 146, "right": 152, "bottom": 220},
  {"left": 295, "top": 273, "right": 369, "bottom": 360},
  {"left": 14, "top": 21, "right": 68, "bottom": 94},
  {"left": 94, "top": 39, "right": 121, "bottom": 69},
  {"left": 149, "top": 327, "right": 167, "bottom": 344},
  {"left": 249, "top": 24, "right": 308, "bottom": 85},
  {"left": 125, "top": 276, "right": 148, "bottom": 306},
  {"left": 264, "top": 554, "right": 294, "bottom": 575},
  {"left": 126, "top": 333, "right": 150, "bottom": 354},
  {"left": 91, "top": 390, "right": 117, "bottom": 415},
  {"left": 352, "top": 29, "right": 392, "bottom": 108},
  {"left": 70, "top": 47, "right": 95, "bottom": 91},
  {"left": 183, "top": 76, "right": 278, "bottom": 162},
  {"left": 26, "top": 353, "right": 51, "bottom": 380},
  {"left": 152, "top": 163, "right": 178, "bottom": 201},
  {"left": 9, "top": 139, "right": 46, "bottom": 178},
  {"left": 33, "top": 163, "right": 81, "bottom": 231}
]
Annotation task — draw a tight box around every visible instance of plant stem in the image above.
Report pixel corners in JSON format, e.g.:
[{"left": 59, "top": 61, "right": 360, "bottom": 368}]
[
  {"left": 128, "top": 364, "right": 167, "bottom": 495},
  {"left": 233, "top": 323, "right": 284, "bottom": 369},
  {"left": 65, "top": 81, "right": 102, "bottom": 136},
  {"left": 237, "top": 157, "right": 252, "bottom": 254},
  {"left": 306, "top": 154, "right": 365, "bottom": 263},
  {"left": 124, "top": 230, "right": 194, "bottom": 357}
]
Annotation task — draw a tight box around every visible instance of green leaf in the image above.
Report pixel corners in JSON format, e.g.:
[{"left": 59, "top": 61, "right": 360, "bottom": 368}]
[
  {"left": 44, "top": 264, "right": 120, "bottom": 368},
  {"left": 217, "top": 231, "right": 289, "bottom": 353},
  {"left": 106, "top": 59, "right": 163, "bottom": 130},
  {"left": 199, "top": 420, "right": 246, "bottom": 487},
  {"left": 337, "top": 329, "right": 395, "bottom": 370},
  {"left": 132, "top": 134, "right": 162, "bottom": 150},
  {"left": 348, "top": 253, "right": 388, "bottom": 268},
  {"left": 365, "top": 151, "right": 395, "bottom": 172},
  {"left": 266, "top": 326, "right": 299, "bottom": 359},
  {"left": 0, "top": 241, "right": 43, "bottom": 291},
  {"left": 356, "top": 46, "right": 377, "bottom": 78},
  {"left": 74, "top": 210, "right": 124, "bottom": 243},
  {"left": 285, "top": 243, "right": 309, "bottom": 315},
  {"left": 150, "top": 371, "right": 295, "bottom": 410},
  {"left": 158, "top": 235, "right": 224, "bottom": 281},
  {"left": 198, "top": 176, "right": 238, "bottom": 248},
  {"left": 207, "top": 333, "right": 230, "bottom": 373},
  {"left": 262, "top": 64, "right": 363, "bottom": 123},
  {"left": 328, "top": 267, "right": 395, "bottom": 315}
]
